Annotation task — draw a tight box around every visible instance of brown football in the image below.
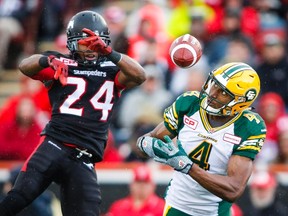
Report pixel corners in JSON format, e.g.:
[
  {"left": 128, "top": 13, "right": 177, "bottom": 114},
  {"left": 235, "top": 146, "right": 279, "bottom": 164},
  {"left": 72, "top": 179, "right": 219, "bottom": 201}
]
[{"left": 169, "top": 34, "right": 202, "bottom": 68}]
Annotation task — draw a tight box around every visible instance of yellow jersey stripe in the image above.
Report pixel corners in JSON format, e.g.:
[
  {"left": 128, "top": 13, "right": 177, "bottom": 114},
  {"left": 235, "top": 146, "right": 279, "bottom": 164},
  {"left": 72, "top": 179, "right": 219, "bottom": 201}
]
[
  {"left": 238, "top": 146, "right": 261, "bottom": 151},
  {"left": 248, "top": 134, "right": 266, "bottom": 139}
]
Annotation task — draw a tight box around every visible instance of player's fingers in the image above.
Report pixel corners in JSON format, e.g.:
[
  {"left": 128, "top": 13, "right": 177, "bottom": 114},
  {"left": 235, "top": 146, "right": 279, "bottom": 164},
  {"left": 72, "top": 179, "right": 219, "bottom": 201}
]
[
  {"left": 54, "top": 69, "right": 60, "bottom": 80},
  {"left": 62, "top": 65, "right": 68, "bottom": 77},
  {"left": 54, "top": 66, "right": 63, "bottom": 80},
  {"left": 78, "top": 39, "right": 89, "bottom": 45},
  {"left": 156, "top": 140, "right": 171, "bottom": 153},
  {"left": 59, "top": 74, "right": 67, "bottom": 86},
  {"left": 82, "top": 28, "right": 95, "bottom": 36},
  {"left": 78, "top": 37, "right": 99, "bottom": 46},
  {"left": 156, "top": 139, "right": 164, "bottom": 148},
  {"left": 86, "top": 36, "right": 99, "bottom": 42},
  {"left": 163, "top": 135, "right": 172, "bottom": 144},
  {"left": 88, "top": 42, "right": 100, "bottom": 51}
]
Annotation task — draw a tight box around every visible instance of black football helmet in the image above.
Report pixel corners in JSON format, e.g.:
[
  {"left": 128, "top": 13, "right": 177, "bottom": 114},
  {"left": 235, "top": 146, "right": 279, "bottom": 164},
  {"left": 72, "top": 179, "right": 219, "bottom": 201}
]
[{"left": 66, "top": 10, "right": 111, "bottom": 66}]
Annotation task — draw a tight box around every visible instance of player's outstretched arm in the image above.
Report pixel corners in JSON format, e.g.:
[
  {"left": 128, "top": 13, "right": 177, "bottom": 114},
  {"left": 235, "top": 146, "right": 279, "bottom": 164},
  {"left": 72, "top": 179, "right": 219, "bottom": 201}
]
[
  {"left": 19, "top": 54, "right": 46, "bottom": 76},
  {"left": 19, "top": 54, "right": 68, "bottom": 85},
  {"left": 116, "top": 54, "right": 146, "bottom": 89},
  {"left": 137, "top": 121, "right": 253, "bottom": 202},
  {"left": 137, "top": 133, "right": 193, "bottom": 174},
  {"left": 136, "top": 122, "right": 180, "bottom": 161},
  {"left": 189, "top": 155, "right": 253, "bottom": 202}
]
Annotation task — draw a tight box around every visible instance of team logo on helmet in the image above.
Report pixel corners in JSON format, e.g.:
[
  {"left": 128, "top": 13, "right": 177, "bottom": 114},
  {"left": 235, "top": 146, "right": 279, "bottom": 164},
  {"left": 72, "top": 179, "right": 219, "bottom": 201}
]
[
  {"left": 67, "top": 20, "right": 74, "bottom": 30},
  {"left": 245, "top": 89, "right": 257, "bottom": 101}
]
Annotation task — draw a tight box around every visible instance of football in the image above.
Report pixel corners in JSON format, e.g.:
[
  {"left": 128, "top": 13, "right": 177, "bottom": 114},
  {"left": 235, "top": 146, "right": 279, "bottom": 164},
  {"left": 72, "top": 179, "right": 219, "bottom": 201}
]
[{"left": 169, "top": 34, "right": 202, "bottom": 68}]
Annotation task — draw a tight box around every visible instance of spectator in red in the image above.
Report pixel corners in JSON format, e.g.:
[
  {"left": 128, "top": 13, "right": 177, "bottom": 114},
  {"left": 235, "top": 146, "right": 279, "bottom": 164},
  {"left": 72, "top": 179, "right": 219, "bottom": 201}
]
[
  {"left": 0, "top": 97, "right": 43, "bottom": 160},
  {"left": 126, "top": 2, "right": 171, "bottom": 65},
  {"left": 240, "top": 170, "right": 287, "bottom": 216},
  {"left": 275, "top": 116, "right": 288, "bottom": 164},
  {"left": 206, "top": 6, "right": 255, "bottom": 68},
  {"left": 255, "top": 92, "right": 286, "bottom": 164},
  {"left": 257, "top": 92, "right": 286, "bottom": 141},
  {"left": 207, "top": 0, "right": 260, "bottom": 42},
  {"left": 231, "top": 203, "right": 243, "bottom": 216},
  {"left": 103, "top": 6, "right": 129, "bottom": 54},
  {"left": 105, "top": 164, "right": 165, "bottom": 216},
  {"left": 0, "top": 75, "right": 50, "bottom": 127}
]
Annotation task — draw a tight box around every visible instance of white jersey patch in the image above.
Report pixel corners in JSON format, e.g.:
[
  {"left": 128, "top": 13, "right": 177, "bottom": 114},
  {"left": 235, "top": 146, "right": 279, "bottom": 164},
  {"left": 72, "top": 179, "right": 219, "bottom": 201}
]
[
  {"left": 223, "top": 133, "right": 241, "bottom": 145},
  {"left": 183, "top": 115, "right": 198, "bottom": 130}
]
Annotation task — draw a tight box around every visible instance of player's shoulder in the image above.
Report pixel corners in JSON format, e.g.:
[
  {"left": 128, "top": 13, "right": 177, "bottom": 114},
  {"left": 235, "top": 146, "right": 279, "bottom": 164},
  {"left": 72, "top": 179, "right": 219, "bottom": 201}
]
[
  {"left": 175, "top": 91, "right": 200, "bottom": 111},
  {"left": 178, "top": 90, "right": 200, "bottom": 99},
  {"left": 176, "top": 91, "right": 200, "bottom": 105},
  {"left": 238, "top": 109, "right": 266, "bottom": 126},
  {"left": 42, "top": 50, "right": 70, "bottom": 59},
  {"left": 234, "top": 109, "right": 266, "bottom": 137},
  {"left": 174, "top": 90, "right": 201, "bottom": 112},
  {"left": 233, "top": 110, "right": 266, "bottom": 159}
]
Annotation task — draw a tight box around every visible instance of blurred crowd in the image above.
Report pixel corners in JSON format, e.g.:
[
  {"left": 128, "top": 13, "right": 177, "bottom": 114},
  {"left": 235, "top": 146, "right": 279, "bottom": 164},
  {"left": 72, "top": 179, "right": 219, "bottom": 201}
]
[{"left": 1, "top": 0, "right": 288, "bottom": 215}]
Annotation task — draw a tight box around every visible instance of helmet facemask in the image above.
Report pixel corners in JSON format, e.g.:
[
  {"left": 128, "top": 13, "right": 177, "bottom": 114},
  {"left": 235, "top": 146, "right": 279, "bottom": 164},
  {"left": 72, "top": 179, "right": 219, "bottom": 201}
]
[
  {"left": 68, "top": 35, "right": 111, "bottom": 67},
  {"left": 66, "top": 10, "right": 111, "bottom": 67},
  {"left": 200, "top": 74, "right": 236, "bottom": 116}
]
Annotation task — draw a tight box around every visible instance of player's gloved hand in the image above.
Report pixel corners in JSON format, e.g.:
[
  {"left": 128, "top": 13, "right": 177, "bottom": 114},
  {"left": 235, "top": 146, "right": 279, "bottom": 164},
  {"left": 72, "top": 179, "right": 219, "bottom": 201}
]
[
  {"left": 153, "top": 136, "right": 193, "bottom": 174},
  {"left": 137, "top": 136, "right": 160, "bottom": 158},
  {"left": 48, "top": 55, "right": 68, "bottom": 86},
  {"left": 78, "top": 28, "right": 112, "bottom": 55}
]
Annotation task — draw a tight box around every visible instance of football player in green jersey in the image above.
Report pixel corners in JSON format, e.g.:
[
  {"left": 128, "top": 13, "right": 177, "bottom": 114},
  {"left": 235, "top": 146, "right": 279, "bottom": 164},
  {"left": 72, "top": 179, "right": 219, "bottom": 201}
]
[{"left": 137, "top": 62, "right": 266, "bottom": 216}]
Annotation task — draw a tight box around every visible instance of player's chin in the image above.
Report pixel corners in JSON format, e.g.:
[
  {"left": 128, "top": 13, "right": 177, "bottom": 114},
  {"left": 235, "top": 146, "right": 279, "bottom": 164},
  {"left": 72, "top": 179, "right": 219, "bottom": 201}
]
[{"left": 207, "top": 99, "right": 222, "bottom": 109}]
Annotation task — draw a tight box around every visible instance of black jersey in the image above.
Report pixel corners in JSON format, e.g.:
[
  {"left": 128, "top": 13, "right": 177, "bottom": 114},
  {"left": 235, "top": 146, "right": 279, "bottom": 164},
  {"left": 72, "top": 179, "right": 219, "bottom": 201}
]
[{"left": 40, "top": 51, "right": 123, "bottom": 162}]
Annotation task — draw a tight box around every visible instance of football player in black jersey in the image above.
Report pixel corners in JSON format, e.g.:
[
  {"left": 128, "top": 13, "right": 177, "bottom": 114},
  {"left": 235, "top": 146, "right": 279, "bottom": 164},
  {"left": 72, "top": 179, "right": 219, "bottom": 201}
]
[{"left": 0, "top": 11, "right": 146, "bottom": 216}]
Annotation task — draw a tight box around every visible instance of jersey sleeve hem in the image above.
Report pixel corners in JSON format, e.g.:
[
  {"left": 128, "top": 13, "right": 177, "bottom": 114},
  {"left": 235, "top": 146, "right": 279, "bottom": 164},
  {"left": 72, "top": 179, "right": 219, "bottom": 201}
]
[
  {"left": 164, "top": 121, "right": 178, "bottom": 136},
  {"left": 232, "top": 151, "right": 255, "bottom": 160}
]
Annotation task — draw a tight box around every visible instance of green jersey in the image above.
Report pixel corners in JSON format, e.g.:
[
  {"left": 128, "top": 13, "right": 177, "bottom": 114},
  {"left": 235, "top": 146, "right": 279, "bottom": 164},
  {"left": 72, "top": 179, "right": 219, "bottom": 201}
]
[{"left": 163, "top": 91, "right": 266, "bottom": 216}]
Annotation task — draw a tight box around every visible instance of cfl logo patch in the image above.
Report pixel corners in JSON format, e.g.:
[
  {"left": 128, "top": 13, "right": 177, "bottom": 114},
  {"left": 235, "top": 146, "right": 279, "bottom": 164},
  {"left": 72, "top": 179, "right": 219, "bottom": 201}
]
[
  {"left": 246, "top": 90, "right": 256, "bottom": 101},
  {"left": 142, "top": 140, "right": 148, "bottom": 148},
  {"left": 178, "top": 160, "right": 186, "bottom": 168}
]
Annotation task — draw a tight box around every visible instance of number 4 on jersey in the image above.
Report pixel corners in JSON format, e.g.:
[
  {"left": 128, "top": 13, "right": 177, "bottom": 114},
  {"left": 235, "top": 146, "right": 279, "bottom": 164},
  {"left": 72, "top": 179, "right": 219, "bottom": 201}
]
[{"left": 189, "top": 141, "right": 212, "bottom": 170}]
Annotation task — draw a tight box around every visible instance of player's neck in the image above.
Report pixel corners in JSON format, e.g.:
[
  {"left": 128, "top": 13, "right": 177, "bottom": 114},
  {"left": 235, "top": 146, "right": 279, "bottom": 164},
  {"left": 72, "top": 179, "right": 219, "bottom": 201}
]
[{"left": 207, "top": 114, "right": 235, "bottom": 128}]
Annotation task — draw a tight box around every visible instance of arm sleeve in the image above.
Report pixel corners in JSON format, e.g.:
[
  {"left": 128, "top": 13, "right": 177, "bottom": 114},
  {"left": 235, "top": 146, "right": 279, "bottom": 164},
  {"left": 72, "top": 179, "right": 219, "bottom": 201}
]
[{"left": 232, "top": 112, "right": 267, "bottom": 160}]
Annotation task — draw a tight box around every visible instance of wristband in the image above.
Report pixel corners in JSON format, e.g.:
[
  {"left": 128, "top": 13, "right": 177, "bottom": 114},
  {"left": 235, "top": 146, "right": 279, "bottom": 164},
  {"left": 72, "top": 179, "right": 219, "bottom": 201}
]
[
  {"left": 39, "top": 56, "right": 49, "bottom": 68},
  {"left": 107, "top": 50, "right": 122, "bottom": 64}
]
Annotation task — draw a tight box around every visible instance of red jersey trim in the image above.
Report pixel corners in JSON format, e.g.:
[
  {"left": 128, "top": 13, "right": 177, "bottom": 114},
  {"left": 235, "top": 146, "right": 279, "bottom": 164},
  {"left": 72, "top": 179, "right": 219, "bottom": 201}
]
[
  {"left": 21, "top": 136, "right": 46, "bottom": 172},
  {"left": 31, "top": 68, "right": 54, "bottom": 81},
  {"left": 114, "top": 71, "right": 126, "bottom": 91}
]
